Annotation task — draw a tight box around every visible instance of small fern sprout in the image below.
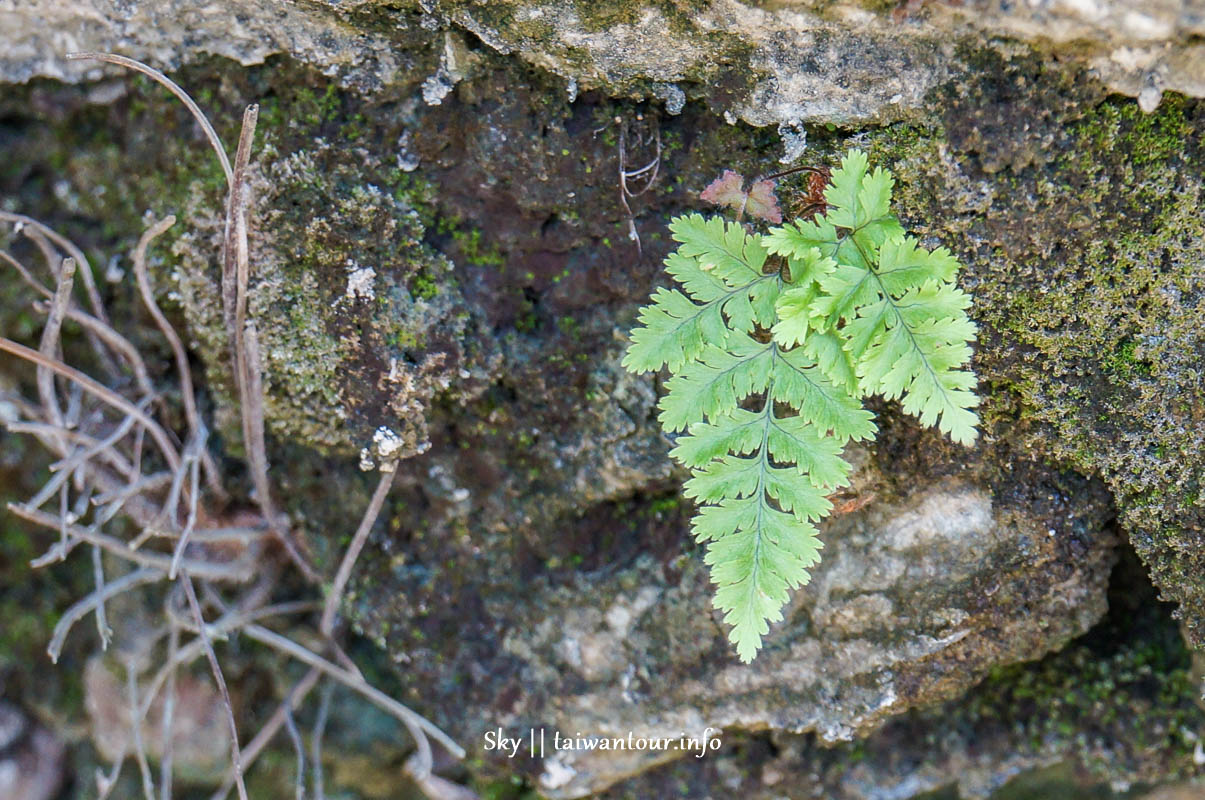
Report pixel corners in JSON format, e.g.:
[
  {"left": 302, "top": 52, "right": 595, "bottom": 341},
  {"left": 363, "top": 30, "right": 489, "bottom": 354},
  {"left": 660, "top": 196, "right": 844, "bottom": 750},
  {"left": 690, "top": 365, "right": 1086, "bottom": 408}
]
[
  {"left": 624, "top": 149, "right": 979, "bottom": 662},
  {"left": 1, "top": 53, "right": 464, "bottom": 798}
]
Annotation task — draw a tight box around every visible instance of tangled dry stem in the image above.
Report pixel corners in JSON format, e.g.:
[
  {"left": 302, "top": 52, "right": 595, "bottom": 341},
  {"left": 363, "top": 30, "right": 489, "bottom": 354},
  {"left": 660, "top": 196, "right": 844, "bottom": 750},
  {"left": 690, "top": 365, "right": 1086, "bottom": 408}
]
[{"left": 0, "top": 52, "right": 466, "bottom": 799}]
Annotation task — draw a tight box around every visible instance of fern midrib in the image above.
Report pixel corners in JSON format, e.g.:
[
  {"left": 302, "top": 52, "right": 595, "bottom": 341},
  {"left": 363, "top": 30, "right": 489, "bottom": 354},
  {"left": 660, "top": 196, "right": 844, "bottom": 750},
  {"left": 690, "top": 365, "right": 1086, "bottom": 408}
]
[
  {"left": 695, "top": 342, "right": 789, "bottom": 619},
  {"left": 746, "top": 364, "right": 778, "bottom": 613}
]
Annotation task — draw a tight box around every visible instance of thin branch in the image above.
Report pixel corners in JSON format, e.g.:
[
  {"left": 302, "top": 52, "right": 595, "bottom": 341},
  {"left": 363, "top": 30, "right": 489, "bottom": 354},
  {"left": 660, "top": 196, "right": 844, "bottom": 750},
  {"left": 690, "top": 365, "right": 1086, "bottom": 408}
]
[
  {"left": 0, "top": 211, "right": 108, "bottom": 324},
  {"left": 92, "top": 471, "right": 172, "bottom": 507},
  {"left": 47, "top": 567, "right": 160, "bottom": 662},
  {"left": 137, "top": 601, "right": 318, "bottom": 729},
  {"left": 159, "top": 616, "right": 179, "bottom": 800},
  {"left": 6, "top": 420, "right": 137, "bottom": 478},
  {"left": 65, "top": 54, "right": 233, "bottom": 184},
  {"left": 92, "top": 472, "right": 174, "bottom": 537},
  {"left": 132, "top": 215, "right": 226, "bottom": 500},
  {"left": 758, "top": 164, "right": 828, "bottom": 183},
  {"left": 96, "top": 754, "right": 127, "bottom": 800},
  {"left": 321, "top": 468, "right": 395, "bottom": 636},
  {"left": 311, "top": 681, "right": 334, "bottom": 800},
  {"left": 157, "top": 435, "right": 200, "bottom": 551},
  {"left": 126, "top": 664, "right": 156, "bottom": 800},
  {"left": 615, "top": 123, "right": 660, "bottom": 257},
  {"left": 222, "top": 105, "right": 255, "bottom": 459},
  {"left": 48, "top": 403, "right": 143, "bottom": 475},
  {"left": 406, "top": 756, "right": 483, "bottom": 800},
  {"left": 282, "top": 696, "right": 306, "bottom": 800},
  {"left": 3, "top": 242, "right": 159, "bottom": 398},
  {"left": 31, "top": 405, "right": 146, "bottom": 513},
  {"left": 25, "top": 414, "right": 134, "bottom": 515},
  {"left": 57, "top": 304, "right": 158, "bottom": 399},
  {"left": 239, "top": 323, "right": 274, "bottom": 540},
  {"left": 169, "top": 440, "right": 202, "bottom": 578},
  {"left": 181, "top": 573, "right": 249, "bottom": 800},
  {"left": 0, "top": 336, "right": 181, "bottom": 472},
  {"left": 134, "top": 523, "right": 267, "bottom": 550},
  {"left": 209, "top": 668, "right": 322, "bottom": 800},
  {"left": 21, "top": 226, "right": 63, "bottom": 279},
  {"left": 13, "top": 503, "right": 253, "bottom": 584},
  {"left": 225, "top": 104, "right": 258, "bottom": 349},
  {"left": 243, "top": 324, "right": 319, "bottom": 582},
  {"left": 37, "top": 255, "right": 76, "bottom": 432},
  {"left": 241, "top": 623, "right": 466, "bottom": 768},
  {"left": 91, "top": 544, "right": 113, "bottom": 649}
]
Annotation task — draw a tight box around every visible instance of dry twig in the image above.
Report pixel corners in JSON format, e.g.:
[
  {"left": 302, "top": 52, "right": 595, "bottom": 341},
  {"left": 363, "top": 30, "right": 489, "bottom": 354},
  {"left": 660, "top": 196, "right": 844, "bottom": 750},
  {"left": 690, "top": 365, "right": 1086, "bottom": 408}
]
[{"left": 2, "top": 52, "right": 467, "bottom": 800}]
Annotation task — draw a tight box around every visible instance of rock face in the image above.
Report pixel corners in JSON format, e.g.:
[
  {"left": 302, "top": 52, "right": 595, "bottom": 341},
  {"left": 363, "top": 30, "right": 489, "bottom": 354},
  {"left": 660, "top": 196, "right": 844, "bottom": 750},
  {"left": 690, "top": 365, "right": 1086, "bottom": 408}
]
[
  {"left": 465, "top": 464, "right": 1116, "bottom": 797},
  {"left": 596, "top": 548, "right": 1205, "bottom": 799},
  {"left": 2, "top": 2, "right": 1205, "bottom": 799},
  {"left": 4, "top": 1, "right": 1205, "bottom": 125}
]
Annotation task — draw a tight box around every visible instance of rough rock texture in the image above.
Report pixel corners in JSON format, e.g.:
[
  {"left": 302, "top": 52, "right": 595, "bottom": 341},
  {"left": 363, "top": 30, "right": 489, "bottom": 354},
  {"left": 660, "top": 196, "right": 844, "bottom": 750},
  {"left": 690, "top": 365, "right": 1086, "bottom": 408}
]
[
  {"left": 458, "top": 462, "right": 1117, "bottom": 798},
  {"left": 4, "top": 1, "right": 1205, "bottom": 126},
  {"left": 170, "top": 137, "right": 490, "bottom": 457},
  {"left": 594, "top": 548, "right": 1205, "bottom": 799},
  {"left": 2, "top": 4, "right": 1205, "bottom": 800}
]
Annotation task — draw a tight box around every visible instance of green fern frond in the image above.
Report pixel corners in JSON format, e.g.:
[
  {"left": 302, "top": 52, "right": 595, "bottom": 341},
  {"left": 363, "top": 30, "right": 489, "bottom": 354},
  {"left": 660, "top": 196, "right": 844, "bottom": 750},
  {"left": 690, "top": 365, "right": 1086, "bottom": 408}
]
[
  {"left": 681, "top": 379, "right": 835, "bottom": 661},
  {"left": 767, "top": 150, "right": 980, "bottom": 443},
  {"left": 624, "top": 148, "right": 980, "bottom": 662},
  {"left": 623, "top": 213, "right": 779, "bottom": 375}
]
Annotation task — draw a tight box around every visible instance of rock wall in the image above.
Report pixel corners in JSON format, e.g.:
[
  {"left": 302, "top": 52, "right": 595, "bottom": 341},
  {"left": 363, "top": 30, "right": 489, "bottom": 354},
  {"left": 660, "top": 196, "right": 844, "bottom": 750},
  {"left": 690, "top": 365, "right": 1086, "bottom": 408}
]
[{"left": 1, "top": 2, "right": 1204, "bottom": 798}]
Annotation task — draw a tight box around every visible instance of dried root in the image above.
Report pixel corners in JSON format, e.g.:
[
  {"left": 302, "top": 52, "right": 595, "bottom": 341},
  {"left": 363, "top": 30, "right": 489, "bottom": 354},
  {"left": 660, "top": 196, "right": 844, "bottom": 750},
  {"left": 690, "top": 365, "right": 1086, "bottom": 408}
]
[{"left": 1, "top": 53, "right": 466, "bottom": 798}]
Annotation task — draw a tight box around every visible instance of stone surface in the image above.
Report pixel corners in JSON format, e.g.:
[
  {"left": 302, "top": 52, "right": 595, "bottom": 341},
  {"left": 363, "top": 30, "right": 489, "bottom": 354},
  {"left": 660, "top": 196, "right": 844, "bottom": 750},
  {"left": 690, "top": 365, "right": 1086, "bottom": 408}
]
[
  {"left": 3, "top": 1, "right": 1205, "bottom": 128},
  {"left": 463, "top": 460, "right": 1117, "bottom": 797},
  {"left": 595, "top": 549, "right": 1205, "bottom": 799},
  {"left": 2, "top": 5, "right": 1205, "bottom": 800}
]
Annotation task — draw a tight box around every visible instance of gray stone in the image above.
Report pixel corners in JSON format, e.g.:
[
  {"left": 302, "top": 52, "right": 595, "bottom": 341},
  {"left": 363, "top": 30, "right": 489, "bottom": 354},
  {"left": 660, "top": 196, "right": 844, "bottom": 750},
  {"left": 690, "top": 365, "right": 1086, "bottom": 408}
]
[
  {"left": 4, "top": 1, "right": 1205, "bottom": 126},
  {"left": 472, "top": 461, "right": 1116, "bottom": 798}
]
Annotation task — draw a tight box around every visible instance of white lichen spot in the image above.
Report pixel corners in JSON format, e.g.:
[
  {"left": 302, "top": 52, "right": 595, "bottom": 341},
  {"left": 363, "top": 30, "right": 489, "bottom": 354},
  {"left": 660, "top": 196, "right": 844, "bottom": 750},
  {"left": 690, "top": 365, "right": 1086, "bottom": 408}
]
[
  {"left": 373, "top": 426, "right": 405, "bottom": 460},
  {"left": 1138, "top": 84, "right": 1163, "bottom": 113},
  {"left": 345, "top": 261, "right": 376, "bottom": 301},
  {"left": 0, "top": 398, "right": 18, "bottom": 425},
  {"left": 396, "top": 130, "right": 420, "bottom": 172},
  {"left": 422, "top": 31, "right": 474, "bottom": 106},
  {"left": 777, "top": 120, "right": 808, "bottom": 164},
  {"left": 422, "top": 73, "right": 454, "bottom": 105},
  {"left": 104, "top": 254, "right": 124, "bottom": 283},
  {"left": 566, "top": 76, "right": 578, "bottom": 104},
  {"left": 359, "top": 447, "right": 375, "bottom": 472}
]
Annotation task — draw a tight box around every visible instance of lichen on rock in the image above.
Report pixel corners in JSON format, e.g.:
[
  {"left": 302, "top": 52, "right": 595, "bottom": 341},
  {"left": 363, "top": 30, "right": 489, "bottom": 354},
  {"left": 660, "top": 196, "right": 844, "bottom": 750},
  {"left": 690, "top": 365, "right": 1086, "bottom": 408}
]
[
  {"left": 170, "top": 134, "right": 484, "bottom": 458},
  {"left": 851, "top": 65, "right": 1205, "bottom": 650}
]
